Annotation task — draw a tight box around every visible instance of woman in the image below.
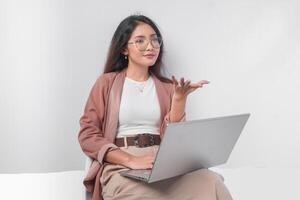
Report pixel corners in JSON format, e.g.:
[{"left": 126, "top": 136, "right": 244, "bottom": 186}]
[{"left": 78, "top": 14, "right": 233, "bottom": 200}]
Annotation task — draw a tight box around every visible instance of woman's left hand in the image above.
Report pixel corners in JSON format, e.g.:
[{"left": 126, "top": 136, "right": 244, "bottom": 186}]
[{"left": 171, "top": 75, "right": 210, "bottom": 101}]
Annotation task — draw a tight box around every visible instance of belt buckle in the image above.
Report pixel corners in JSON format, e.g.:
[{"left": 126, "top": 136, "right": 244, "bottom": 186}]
[{"left": 134, "top": 133, "right": 155, "bottom": 148}]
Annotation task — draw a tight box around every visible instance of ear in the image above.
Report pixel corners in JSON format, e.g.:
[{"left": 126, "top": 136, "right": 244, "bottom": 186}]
[{"left": 122, "top": 47, "right": 128, "bottom": 56}]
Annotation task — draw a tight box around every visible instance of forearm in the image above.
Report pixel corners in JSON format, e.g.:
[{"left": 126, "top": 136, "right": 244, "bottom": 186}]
[
  {"left": 104, "top": 148, "right": 155, "bottom": 170},
  {"left": 170, "top": 96, "right": 187, "bottom": 123},
  {"left": 104, "top": 149, "right": 132, "bottom": 166}
]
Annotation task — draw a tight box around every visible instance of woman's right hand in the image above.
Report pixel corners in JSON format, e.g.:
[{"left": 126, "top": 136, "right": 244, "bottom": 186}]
[
  {"left": 126, "top": 154, "right": 155, "bottom": 170},
  {"left": 104, "top": 149, "right": 156, "bottom": 170}
]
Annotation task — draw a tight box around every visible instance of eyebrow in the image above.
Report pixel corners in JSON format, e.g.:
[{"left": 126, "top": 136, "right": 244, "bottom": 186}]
[{"left": 134, "top": 34, "right": 157, "bottom": 38}]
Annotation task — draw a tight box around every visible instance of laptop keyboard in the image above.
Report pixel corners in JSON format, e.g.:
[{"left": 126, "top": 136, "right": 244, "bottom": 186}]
[{"left": 127, "top": 169, "right": 151, "bottom": 179}]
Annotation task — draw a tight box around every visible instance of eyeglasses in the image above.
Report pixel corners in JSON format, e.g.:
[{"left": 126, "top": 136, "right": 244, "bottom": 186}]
[{"left": 127, "top": 37, "right": 163, "bottom": 51}]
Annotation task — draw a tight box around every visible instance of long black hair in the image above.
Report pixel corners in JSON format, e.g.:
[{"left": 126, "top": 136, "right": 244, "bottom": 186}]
[{"left": 103, "top": 14, "right": 172, "bottom": 83}]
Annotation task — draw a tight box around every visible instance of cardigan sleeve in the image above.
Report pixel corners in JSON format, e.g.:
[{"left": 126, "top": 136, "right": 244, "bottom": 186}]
[{"left": 78, "top": 75, "right": 119, "bottom": 165}]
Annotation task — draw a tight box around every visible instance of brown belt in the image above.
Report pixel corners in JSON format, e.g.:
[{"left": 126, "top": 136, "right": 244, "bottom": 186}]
[{"left": 115, "top": 133, "right": 161, "bottom": 148}]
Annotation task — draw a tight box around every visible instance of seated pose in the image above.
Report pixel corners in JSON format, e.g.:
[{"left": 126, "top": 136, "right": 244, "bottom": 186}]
[{"left": 78, "top": 14, "right": 233, "bottom": 200}]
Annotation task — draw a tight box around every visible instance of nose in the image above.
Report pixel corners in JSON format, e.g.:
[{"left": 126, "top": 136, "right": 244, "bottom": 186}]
[{"left": 145, "top": 41, "right": 154, "bottom": 51}]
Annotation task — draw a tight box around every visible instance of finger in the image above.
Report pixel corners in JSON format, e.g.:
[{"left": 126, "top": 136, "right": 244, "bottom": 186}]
[
  {"left": 171, "top": 75, "right": 175, "bottom": 83},
  {"left": 146, "top": 154, "right": 155, "bottom": 159},
  {"left": 180, "top": 77, "right": 185, "bottom": 87},
  {"left": 183, "top": 83, "right": 189, "bottom": 91},
  {"left": 145, "top": 155, "right": 155, "bottom": 162},
  {"left": 183, "top": 80, "right": 191, "bottom": 90},
  {"left": 145, "top": 157, "right": 155, "bottom": 163},
  {"left": 189, "top": 83, "right": 201, "bottom": 88},
  {"left": 198, "top": 80, "right": 210, "bottom": 85},
  {"left": 151, "top": 158, "right": 155, "bottom": 163},
  {"left": 145, "top": 161, "right": 153, "bottom": 169},
  {"left": 171, "top": 75, "right": 179, "bottom": 86},
  {"left": 190, "top": 80, "right": 209, "bottom": 88}
]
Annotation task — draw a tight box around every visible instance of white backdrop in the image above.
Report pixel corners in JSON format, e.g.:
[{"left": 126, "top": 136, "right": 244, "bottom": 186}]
[{"left": 0, "top": 0, "right": 299, "bottom": 173}]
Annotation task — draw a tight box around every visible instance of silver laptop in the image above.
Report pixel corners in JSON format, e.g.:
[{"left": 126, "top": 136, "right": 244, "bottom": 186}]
[{"left": 119, "top": 113, "right": 250, "bottom": 183}]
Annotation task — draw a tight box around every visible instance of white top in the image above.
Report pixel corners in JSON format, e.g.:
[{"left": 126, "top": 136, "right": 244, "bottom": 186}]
[{"left": 116, "top": 75, "right": 161, "bottom": 138}]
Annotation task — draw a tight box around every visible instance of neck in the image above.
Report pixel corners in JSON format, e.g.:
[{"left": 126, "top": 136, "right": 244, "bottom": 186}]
[{"left": 125, "top": 64, "right": 150, "bottom": 82}]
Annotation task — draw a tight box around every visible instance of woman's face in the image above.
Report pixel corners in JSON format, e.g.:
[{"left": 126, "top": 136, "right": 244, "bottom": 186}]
[{"left": 123, "top": 23, "right": 161, "bottom": 68}]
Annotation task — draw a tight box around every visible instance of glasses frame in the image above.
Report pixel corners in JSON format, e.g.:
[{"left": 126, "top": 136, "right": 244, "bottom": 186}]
[{"left": 127, "top": 37, "right": 163, "bottom": 51}]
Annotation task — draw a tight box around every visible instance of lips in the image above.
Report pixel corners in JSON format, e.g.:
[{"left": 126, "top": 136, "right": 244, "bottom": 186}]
[
  {"left": 144, "top": 54, "right": 156, "bottom": 59},
  {"left": 144, "top": 54, "right": 156, "bottom": 56}
]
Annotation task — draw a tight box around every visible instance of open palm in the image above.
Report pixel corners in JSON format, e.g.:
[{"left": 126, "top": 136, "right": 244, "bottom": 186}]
[{"left": 171, "top": 75, "right": 210, "bottom": 100}]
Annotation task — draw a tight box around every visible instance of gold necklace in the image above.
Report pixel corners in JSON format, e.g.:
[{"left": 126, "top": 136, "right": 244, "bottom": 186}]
[
  {"left": 126, "top": 76, "right": 149, "bottom": 93},
  {"left": 137, "top": 82, "right": 147, "bottom": 92}
]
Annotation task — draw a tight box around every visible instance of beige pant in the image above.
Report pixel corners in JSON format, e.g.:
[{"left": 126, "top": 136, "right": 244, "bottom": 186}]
[{"left": 100, "top": 145, "right": 233, "bottom": 200}]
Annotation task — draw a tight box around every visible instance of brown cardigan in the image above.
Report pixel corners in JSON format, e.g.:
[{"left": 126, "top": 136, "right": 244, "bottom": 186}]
[{"left": 78, "top": 67, "right": 186, "bottom": 200}]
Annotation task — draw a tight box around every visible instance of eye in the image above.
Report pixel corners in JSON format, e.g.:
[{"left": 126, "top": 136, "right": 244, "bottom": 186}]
[
  {"left": 152, "top": 37, "right": 161, "bottom": 43},
  {"left": 135, "top": 39, "right": 145, "bottom": 44}
]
